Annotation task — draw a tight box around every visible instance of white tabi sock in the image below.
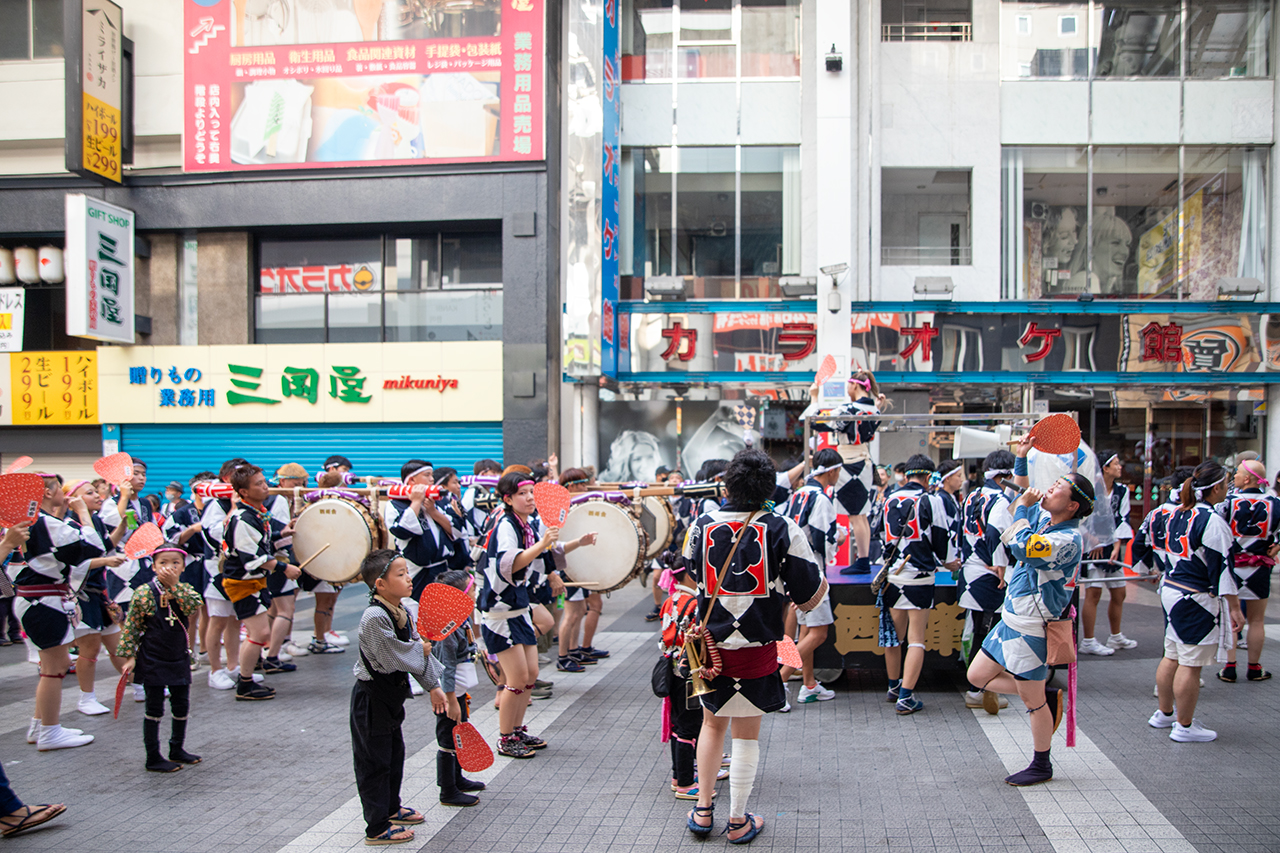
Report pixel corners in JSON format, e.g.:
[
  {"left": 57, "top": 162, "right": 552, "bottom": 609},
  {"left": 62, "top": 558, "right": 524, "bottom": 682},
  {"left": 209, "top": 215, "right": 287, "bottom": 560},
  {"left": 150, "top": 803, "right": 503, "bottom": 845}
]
[
  {"left": 80, "top": 691, "right": 96, "bottom": 702},
  {"left": 729, "top": 738, "right": 760, "bottom": 819}
]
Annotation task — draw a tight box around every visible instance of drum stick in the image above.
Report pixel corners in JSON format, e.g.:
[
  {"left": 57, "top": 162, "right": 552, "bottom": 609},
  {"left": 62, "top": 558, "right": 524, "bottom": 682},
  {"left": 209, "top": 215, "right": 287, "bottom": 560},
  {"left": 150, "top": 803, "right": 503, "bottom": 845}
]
[
  {"left": 562, "top": 582, "right": 601, "bottom": 588},
  {"left": 296, "top": 543, "right": 331, "bottom": 571}
]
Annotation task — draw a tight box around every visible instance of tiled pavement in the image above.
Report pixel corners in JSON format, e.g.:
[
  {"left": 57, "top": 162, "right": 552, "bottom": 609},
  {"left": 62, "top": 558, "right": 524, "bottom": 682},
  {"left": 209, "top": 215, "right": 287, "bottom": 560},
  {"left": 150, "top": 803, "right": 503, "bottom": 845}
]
[{"left": 1, "top": 580, "right": 1278, "bottom": 853}]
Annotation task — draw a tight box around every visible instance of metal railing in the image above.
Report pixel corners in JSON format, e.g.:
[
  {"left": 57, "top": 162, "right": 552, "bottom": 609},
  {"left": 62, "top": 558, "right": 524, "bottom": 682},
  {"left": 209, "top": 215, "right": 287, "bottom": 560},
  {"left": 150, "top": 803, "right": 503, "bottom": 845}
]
[
  {"left": 880, "top": 246, "right": 973, "bottom": 266},
  {"left": 881, "top": 22, "right": 973, "bottom": 42}
]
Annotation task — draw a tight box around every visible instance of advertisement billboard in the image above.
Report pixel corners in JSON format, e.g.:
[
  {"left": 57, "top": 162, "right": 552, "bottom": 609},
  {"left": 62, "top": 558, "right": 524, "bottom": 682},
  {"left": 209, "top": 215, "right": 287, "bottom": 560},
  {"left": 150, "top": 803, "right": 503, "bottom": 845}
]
[{"left": 182, "top": 0, "right": 544, "bottom": 171}]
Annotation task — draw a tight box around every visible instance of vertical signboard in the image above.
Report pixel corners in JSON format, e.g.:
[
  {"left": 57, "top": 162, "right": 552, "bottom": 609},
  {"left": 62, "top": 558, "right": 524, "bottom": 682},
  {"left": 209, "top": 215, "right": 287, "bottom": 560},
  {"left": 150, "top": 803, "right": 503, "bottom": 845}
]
[
  {"left": 600, "top": 0, "right": 620, "bottom": 377},
  {"left": 65, "top": 194, "right": 135, "bottom": 345},
  {"left": 65, "top": 0, "right": 124, "bottom": 184},
  {"left": 0, "top": 290, "right": 25, "bottom": 353},
  {"left": 182, "top": 0, "right": 544, "bottom": 171},
  {"left": 10, "top": 352, "right": 98, "bottom": 426}
]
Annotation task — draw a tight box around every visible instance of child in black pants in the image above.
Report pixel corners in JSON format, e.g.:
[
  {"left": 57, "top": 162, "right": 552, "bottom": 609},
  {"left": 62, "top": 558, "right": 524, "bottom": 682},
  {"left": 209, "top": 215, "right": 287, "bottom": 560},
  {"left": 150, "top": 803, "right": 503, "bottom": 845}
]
[
  {"left": 658, "top": 565, "right": 713, "bottom": 799},
  {"left": 430, "top": 570, "right": 486, "bottom": 807},
  {"left": 351, "top": 550, "right": 445, "bottom": 846},
  {"left": 118, "top": 547, "right": 203, "bottom": 773}
]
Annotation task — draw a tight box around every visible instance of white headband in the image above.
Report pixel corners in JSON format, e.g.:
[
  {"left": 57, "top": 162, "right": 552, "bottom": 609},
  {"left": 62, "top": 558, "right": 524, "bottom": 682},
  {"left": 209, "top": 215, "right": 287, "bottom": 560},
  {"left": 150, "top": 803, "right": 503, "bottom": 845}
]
[
  {"left": 1195, "top": 474, "right": 1228, "bottom": 497},
  {"left": 811, "top": 463, "right": 842, "bottom": 477},
  {"left": 403, "top": 465, "right": 432, "bottom": 484},
  {"left": 1104, "top": 453, "right": 1119, "bottom": 467},
  {"left": 986, "top": 468, "right": 1013, "bottom": 479}
]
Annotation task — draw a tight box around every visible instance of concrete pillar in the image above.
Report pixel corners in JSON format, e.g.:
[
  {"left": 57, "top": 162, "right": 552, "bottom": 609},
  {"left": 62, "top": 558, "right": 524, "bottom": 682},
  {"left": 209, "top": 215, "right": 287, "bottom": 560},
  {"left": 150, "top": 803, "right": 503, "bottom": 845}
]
[
  {"left": 147, "top": 233, "right": 179, "bottom": 346},
  {"left": 196, "top": 232, "right": 252, "bottom": 346}
]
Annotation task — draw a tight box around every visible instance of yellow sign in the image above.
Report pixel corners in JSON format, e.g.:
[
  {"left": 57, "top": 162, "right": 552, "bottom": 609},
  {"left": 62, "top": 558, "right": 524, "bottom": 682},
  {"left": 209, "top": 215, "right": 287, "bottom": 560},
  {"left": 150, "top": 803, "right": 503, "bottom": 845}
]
[
  {"left": 82, "top": 92, "right": 122, "bottom": 183},
  {"left": 0, "top": 314, "right": 11, "bottom": 331},
  {"left": 9, "top": 351, "right": 99, "bottom": 426},
  {"left": 831, "top": 602, "right": 964, "bottom": 657}
]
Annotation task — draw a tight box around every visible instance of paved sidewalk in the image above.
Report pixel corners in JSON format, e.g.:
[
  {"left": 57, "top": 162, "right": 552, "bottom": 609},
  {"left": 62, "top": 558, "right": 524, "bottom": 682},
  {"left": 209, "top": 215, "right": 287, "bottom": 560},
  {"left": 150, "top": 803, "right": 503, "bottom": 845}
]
[{"left": 0, "top": 581, "right": 1277, "bottom": 853}]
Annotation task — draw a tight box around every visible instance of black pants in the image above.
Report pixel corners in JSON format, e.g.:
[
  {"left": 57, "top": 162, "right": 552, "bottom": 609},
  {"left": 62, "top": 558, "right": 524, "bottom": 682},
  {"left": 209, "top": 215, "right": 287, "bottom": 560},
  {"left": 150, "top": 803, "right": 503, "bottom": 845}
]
[
  {"left": 350, "top": 680, "right": 406, "bottom": 839},
  {"left": 669, "top": 671, "right": 704, "bottom": 787},
  {"left": 143, "top": 684, "right": 191, "bottom": 720},
  {"left": 435, "top": 693, "right": 471, "bottom": 749},
  {"left": 0, "top": 598, "right": 18, "bottom": 641},
  {"left": 967, "top": 609, "right": 1002, "bottom": 689}
]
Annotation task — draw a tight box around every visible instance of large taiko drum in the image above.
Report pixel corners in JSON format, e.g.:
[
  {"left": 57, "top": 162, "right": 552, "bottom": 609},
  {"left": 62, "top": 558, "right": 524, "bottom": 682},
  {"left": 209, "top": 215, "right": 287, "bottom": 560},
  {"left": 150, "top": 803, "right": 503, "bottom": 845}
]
[
  {"left": 639, "top": 496, "right": 675, "bottom": 560},
  {"left": 559, "top": 499, "right": 647, "bottom": 592},
  {"left": 293, "top": 496, "right": 382, "bottom": 583}
]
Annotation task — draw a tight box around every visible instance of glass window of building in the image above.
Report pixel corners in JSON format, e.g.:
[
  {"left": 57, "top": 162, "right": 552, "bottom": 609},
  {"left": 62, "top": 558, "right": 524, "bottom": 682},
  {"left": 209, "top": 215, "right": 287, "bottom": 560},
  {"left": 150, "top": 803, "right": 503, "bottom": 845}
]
[
  {"left": 880, "top": 169, "right": 973, "bottom": 266},
  {"left": 1004, "top": 145, "right": 1267, "bottom": 299},
  {"left": 1001, "top": 2, "right": 1094, "bottom": 77},
  {"left": 621, "top": 0, "right": 799, "bottom": 81},
  {"left": 622, "top": 145, "right": 799, "bottom": 299},
  {"left": 256, "top": 234, "right": 502, "bottom": 343},
  {"left": 1186, "top": 0, "right": 1271, "bottom": 78},
  {"left": 0, "top": 0, "right": 63, "bottom": 60},
  {"left": 1095, "top": 0, "right": 1181, "bottom": 76},
  {"left": 882, "top": 0, "right": 973, "bottom": 41}
]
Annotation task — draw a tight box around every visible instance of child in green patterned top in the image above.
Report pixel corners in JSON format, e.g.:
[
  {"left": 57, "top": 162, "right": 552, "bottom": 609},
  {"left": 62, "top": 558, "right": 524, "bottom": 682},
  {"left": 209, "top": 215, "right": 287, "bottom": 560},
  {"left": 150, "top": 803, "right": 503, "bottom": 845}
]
[{"left": 119, "top": 547, "right": 204, "bottom": 773}]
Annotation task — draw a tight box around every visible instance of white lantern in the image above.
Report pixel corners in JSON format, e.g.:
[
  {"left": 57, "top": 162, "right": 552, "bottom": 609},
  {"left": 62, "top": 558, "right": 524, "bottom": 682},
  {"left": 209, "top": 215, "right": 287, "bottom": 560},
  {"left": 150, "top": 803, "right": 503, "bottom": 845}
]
[
  {"left": 38, "top": 246, "right": 64, "bottom": 283},
  {"left": 13, "top": 247, "right": 38, "bottom": 284},
  {"left": 0, "top": 249, "right": 14, "bottom": 285}
]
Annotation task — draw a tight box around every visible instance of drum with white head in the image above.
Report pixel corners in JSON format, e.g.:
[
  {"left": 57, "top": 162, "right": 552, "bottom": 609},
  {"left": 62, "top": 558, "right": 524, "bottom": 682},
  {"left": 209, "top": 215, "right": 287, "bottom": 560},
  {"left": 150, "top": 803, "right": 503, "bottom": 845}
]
[
  {"left": 639, "top": 496, "right": 675, "bottom": 560},
  {"left": 558, "top": 499, "right": 647, "bottom": 592},
  {"left": 292, "top": 496, "right": 383, "bottom": 583}
]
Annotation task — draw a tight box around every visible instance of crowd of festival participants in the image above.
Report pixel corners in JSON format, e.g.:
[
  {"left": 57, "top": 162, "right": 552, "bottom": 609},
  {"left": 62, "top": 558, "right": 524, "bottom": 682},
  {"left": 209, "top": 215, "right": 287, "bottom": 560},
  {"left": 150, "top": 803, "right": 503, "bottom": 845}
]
[{"left": 0, "top": 369, "right": 1275, "bottom": 843}]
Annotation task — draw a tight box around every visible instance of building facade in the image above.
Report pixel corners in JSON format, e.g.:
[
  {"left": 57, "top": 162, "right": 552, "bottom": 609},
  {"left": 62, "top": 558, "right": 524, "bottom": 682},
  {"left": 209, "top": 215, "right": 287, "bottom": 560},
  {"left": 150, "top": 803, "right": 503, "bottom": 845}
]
[{"left": 0, "top": 0, "right": 560, "bottom": 489}]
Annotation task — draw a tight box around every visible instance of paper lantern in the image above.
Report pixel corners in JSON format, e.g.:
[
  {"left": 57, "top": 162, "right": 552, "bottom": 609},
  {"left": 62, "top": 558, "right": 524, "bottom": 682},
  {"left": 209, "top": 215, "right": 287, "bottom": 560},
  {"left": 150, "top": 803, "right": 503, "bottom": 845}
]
[
  {"left": 38, "top": 246, "right": 63, "bottom": 283},
  {"left": 13, "top": 247, "right": 38, "bottom": 284},
  {"left": 0, "top": 249, "right": 14, "bottom": 285}
]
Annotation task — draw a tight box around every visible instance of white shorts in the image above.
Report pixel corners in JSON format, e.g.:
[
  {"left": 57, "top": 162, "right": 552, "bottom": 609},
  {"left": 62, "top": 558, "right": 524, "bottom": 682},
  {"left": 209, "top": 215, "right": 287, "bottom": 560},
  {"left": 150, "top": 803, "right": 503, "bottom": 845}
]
[
  {"left": 74, "top": 622, "right": 121, "bottom": 639},
  {"left": 1083, "top": 562, "right": 1127, "bottom": 590},
  {"left": 1163, "top": 636, "right": 1218, "bottom": 668},
  {"left": 206, "top": 597, "right": 237, "bottom": 619},
  {"left": 797, "top": 595, "right": 834, "bottom": 627}
]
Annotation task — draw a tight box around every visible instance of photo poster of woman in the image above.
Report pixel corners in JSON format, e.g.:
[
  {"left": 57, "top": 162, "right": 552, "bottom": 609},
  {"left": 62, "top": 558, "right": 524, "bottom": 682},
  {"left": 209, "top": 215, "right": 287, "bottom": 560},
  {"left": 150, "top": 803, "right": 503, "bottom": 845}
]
[
  {"left": 1027, "top": 170, "right": 1243, "bottom": 300},
  {"left": 598, "top": 401, "right": 758, "bottom": 483}
]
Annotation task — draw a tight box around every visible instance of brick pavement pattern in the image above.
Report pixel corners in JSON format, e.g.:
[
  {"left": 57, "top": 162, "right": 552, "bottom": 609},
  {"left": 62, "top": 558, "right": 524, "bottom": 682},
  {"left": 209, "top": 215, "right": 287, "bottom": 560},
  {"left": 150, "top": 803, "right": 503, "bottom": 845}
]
[{"left": 0, "top": 582, "right": 1276, "bottom": 853}]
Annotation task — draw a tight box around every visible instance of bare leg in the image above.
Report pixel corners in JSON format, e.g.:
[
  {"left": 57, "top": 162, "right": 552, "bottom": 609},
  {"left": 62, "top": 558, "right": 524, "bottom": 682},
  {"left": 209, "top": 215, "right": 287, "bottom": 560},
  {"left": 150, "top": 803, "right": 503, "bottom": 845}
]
[
  {"left": 582, "top": 593, "right": 603, "bottom": 648},
  {"left": 1247, "top": 601, "right": 1268, "bottom": 666},
  {"left": 313, "top": 591, "right": 338, "bottom": 641},
  {"left": 885, "top": 608, "right": 907, "bottom": 681},
  {"left": 967, "top": 652, "right": 1019, "bottom": 696},
  {"left": 779, "top": 607, "right": 799, "bottom": 681},
  {"left": 1155, "top": 656, "right": 1178, "bottom": 715},
  {"left": 36, "top": 646, "right": 72, "bottom": 726},
  {"left": 237, "top": 612, "right": 270, "bottom": 676},
  {"left": 101, "top": 632, "right": 123, "bottom": 673},
  {"left": 1082, "top": 586, "right": 1102, "bottom": 641},
  {"left": 74, "top": 633, "right": 102, "bottom": 694},
  {"left": 518, "top": 644, "right": 539, "bottom": 726},
  {"left": 557, "top": 600, "right": 585, "bottom": 658},
  {"left": 1173, "top": 665, "right": 1202, "bottom": 727},
  {"left": 224, "top": 619, "right": 241, "bottom": 668},
  {"left": 849, "top": 514, "right": 870, "bottom": 560},
  {"left": 1107, "top": 586, "right": 1127, "bottom": 635},
  {"left": 798, "top": 624, "right": 827, "bottom": 689},
  {"left": 495, "top": 646, "right": 533, "bottom": 734},
  {"left": 267, "top": 594, "right": 295, "bottom": 658},
  {"left": 192, "top": 604, "right": 207, "bottom": 657},
  {"left": 1015, "top": 678, "right": 1052, "bottom": 752},
  {"left": 902, "top": 610, "right": 927, "bottom": 690},
  {"left": 205, "top": 614, "right": 228, "bottom": 671}
]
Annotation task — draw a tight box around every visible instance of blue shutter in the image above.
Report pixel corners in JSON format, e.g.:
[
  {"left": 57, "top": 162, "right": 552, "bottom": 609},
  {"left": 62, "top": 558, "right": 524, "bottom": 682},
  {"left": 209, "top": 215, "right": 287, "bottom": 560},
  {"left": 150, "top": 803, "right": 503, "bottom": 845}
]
[{"left": 119, "top": 422, "right": 502, "bottom": 495}]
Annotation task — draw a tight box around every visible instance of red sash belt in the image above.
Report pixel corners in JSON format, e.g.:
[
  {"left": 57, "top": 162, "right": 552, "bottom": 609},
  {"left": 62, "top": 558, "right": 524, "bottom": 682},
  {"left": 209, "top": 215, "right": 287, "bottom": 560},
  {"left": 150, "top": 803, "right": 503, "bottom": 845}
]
[
  {"left": 718, "top": 643, "right": 779, "bottom": 679},
  {"left": 16, "top": 584, "right": 71, "bottom": 599},
  {"left": 1235, "top": 553, "right": 1276, "bottom": 569}
]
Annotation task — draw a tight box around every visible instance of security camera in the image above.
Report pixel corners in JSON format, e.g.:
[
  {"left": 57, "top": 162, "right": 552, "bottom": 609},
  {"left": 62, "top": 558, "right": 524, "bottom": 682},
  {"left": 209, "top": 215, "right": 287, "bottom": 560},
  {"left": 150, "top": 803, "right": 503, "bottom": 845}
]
[{"left": 825, "top": 44, "right": 843, "bottom": 72}]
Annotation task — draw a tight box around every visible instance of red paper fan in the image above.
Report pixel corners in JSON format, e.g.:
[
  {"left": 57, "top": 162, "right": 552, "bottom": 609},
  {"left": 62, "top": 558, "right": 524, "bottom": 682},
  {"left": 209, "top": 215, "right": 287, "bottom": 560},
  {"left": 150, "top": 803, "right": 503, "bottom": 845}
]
[
  {"left": 4, "top": 456, "right": 32, "bottom": 475},
  {"left": 814, "top": 354, "right": 837, "bottom": 387},
  {"left": 113, "top": 671, "right": 130, "bottom": 719},
  {"left": 124, "top": 522, "right": 165, "bottom": 560},
  {"left": 533, "top": 482, "right": 571, "bottom": 530},
  {"left": 0, "top": 473, "right": 45, "bottom": 527},
  {"left": 1029, "top": 413, "right": 1082, "bottom": 455},
  {"left": 94, "top": 452, "right": 134, "bottom": 485},
  {"left": 777, "top": 635, "right": 803, "bottom": 669},
  {"left": 453, "top": 721, "right": 495, "bottom": 772},
  {"left": 416, "top": 582, "right": 476, "bottom": 642}
]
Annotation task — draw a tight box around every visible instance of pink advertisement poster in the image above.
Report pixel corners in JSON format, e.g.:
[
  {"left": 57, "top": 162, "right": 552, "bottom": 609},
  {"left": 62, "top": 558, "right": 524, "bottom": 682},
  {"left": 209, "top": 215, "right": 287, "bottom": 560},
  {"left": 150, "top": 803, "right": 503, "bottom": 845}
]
[{"left": 183, "top": 0, "right": 544, "bottom": 172}]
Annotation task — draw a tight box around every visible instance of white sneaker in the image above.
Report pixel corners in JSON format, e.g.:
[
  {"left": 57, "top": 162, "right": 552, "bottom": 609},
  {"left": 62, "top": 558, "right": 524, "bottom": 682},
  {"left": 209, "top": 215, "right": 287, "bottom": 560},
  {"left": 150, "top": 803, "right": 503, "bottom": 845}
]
[
  {"left": 133, "top": 684, "right": 146, "bottom": 702},
  {"left": 1170, "top": 719, "right": 1217, "bottom": 743},
  {"left": 1106, "top": 633, "right": 1138, "bottom": 650},
  {"left": 1237, "top": 636, "right": 1248, "bottom": 649},
  {"left": 26, "top": 717, "right": 39, "bottom": 744},
  {"left": 325, "top": 631, "right": 350, "bottom": 647},
  {"left": 1079, "top": 638, "right": 1116, "bottom": 656},
  {"left": 284, "top": 641, "right": 310, "bottom": 658},
  {"left": 277, "top": 650, "right": 293, "bottom": 663},
  {"left": 779, "top": 700, "right": 791, "bottom": 713},
  {"left": 37, "top": 725, "right": 94, "bottom": 751},
  {"left": 797, "top": 684, "right": 835, "bottom": 703},
  {"left": 1148, "top": 708, "right": 1176, "bottom": 729},
  {"left": 208, "top": 669, "right": 236, "bottom": 690},
  {"left": 78, "top": 695, "right": 111, "bottom": 716}
]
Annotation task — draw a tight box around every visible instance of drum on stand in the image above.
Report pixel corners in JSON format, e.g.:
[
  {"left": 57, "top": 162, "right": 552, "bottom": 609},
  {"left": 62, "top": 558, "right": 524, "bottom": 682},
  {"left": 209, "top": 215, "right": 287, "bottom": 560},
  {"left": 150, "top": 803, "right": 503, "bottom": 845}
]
[
  {"left": 293, "top": 496, "right": 383, "bottom": 584},
  {"left": 639, "top": 495, "right": 675, "bottom": 560},
  {"left": 559, "top": 499, "right": 647, "bottom": 592}
]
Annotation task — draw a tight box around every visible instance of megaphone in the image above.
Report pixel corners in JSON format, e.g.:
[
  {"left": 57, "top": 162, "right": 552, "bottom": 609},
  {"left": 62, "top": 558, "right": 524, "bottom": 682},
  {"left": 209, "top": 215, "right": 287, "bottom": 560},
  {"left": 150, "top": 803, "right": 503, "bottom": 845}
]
[{"left": 952, "top": 425, "right": 1012, "bottom": 459}]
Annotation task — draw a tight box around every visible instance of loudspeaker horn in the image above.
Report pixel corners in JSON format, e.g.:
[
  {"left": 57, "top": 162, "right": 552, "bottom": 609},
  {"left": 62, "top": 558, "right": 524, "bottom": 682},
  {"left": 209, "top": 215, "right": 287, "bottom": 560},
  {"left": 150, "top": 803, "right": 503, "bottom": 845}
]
[{"left": 953, "top": 425, "right": 1012, "bottom": 459}]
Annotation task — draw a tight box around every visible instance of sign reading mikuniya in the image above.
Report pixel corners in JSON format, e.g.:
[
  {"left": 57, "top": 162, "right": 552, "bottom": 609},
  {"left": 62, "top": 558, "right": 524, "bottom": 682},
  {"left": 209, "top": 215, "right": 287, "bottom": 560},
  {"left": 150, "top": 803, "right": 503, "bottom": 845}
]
[
  {"left": 65, "top": 0, "right": 124, "bottom": 183},
  {"left": 65, "top": 194, "right": 135, "bottom": 345},
  {"left": 0, "top": 290, "right": 25, "bottom": 353},
  {"left": 182, "top": 0, "right": 544, "bottom": 172}
]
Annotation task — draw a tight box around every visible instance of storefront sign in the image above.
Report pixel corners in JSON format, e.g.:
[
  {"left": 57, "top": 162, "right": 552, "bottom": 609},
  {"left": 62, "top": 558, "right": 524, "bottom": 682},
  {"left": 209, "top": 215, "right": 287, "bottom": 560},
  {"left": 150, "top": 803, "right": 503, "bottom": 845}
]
[
  {"left": 599, "top": 0, "right": 620, "bottom": 376},
  {"left": 6, "top": 351, "right": 98, "bottom": 426},
  {"left": 0, "top": 290, "right": 25, "bottom": 353},
  {"left": 624, "top": 311, "right": 820, "bottom": 375},
  {"left": 65, "top": 194, "right": 135, "bottom": 345},
  {"left": 182, "top": 0, "right": 544, "bottom": 172},
  {"left": 260, "top": 263, "right": 381, "bottom": 293},
  {"left": 66, "top": 0, "right": 124, "bottom": 183},
  {"left": 97, "top": 342, "right": 500, "bottom": 423}
]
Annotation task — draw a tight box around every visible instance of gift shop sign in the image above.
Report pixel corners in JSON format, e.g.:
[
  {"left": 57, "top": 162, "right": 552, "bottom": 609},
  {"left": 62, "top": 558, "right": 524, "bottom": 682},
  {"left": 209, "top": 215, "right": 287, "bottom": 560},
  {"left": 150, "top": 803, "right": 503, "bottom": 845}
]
[
  {"left": 182, "top": 0, "right": 544, "bottom": 172},
  {"left": 96, "top": 342, "right": 500, "bottom": 424},
  {"left": 65, "top": 194, "right": 134, "bottom": 345}
]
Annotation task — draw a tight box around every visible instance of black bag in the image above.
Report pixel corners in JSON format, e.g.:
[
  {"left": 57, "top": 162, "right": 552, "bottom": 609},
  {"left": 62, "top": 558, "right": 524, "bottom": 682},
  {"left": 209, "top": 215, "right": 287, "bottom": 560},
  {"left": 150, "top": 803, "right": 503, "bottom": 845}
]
[{"left": 651, "top": 657, "right": 673, "bottom": 698}]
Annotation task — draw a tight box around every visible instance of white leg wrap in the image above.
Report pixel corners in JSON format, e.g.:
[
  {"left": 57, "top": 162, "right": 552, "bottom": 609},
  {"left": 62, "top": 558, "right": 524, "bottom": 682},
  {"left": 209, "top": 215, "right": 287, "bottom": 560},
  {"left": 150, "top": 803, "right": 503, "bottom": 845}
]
[{"left": 729, "top": 738, "right": 760, "bottom": 819}]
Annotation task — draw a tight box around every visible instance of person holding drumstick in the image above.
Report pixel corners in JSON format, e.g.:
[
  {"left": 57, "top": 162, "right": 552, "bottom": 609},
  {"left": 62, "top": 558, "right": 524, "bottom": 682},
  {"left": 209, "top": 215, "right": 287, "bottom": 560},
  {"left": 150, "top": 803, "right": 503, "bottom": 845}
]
[
  {"left": 555, "top": 468, "right": 595, "bottom": 673},
  {"left": 683, "top": 448, "right": 827, "bottom": 844},
  {"left": 384, "top": 459, "right": 456, "bottom": 600},
  {"left": 966, "top": 434, "right": 1091, "bottom": 785},
  {"left": 481, "top": 472, "right": 595, "bottom": 758}
]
